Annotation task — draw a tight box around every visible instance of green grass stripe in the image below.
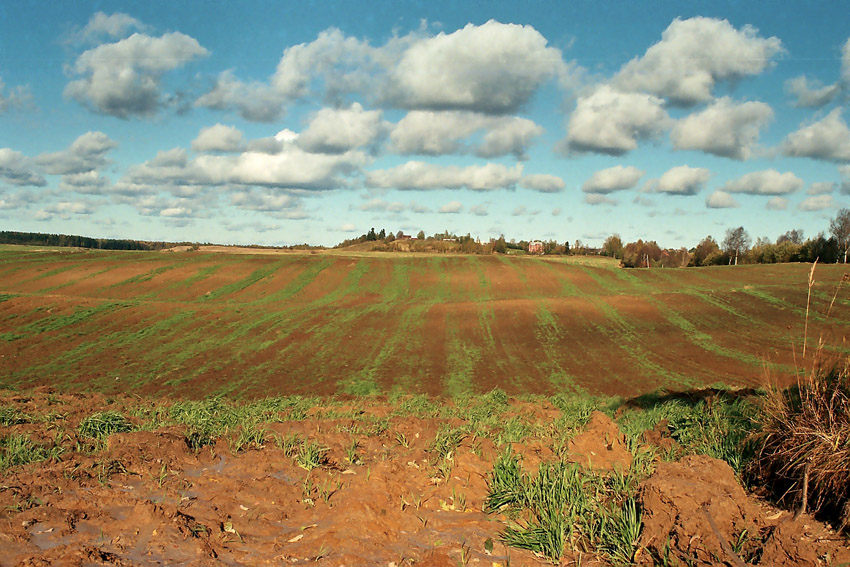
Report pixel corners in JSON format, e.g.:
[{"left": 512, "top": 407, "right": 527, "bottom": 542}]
[
  {"left": 253, "top": 256, "right": 334, "bottom": 304},
  {"left": 444, "top": 319, "right": 479, "bottom": 398},
  {"left": 589, "top": 297, "right": 696, "bottom": 389},
  {"left": 2, "top": 301, "right": 123, "bottom": 341},
  {"left": 533, "top": 302, "right": 577, "bottom": 391},
  {"left": 201, "top": 258, "right": 290, "bottom": 302},
  {"left": 0, "top": 293, "right": 17, "bottom": 303}
]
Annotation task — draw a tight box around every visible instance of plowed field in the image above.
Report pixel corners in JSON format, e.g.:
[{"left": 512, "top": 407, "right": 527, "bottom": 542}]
[{"left": 2, "top": 246, "right": 849, "bottom": 398}]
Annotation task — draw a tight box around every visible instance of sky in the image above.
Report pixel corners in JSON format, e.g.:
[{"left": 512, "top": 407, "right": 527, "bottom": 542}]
[{"left": 1, "top": 1, "right": 849, "bottom": 248}]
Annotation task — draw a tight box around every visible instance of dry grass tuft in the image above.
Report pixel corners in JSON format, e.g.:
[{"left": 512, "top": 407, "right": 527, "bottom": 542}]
[{"left": 748, "top": 356, "right": 850, "bottom": 530}]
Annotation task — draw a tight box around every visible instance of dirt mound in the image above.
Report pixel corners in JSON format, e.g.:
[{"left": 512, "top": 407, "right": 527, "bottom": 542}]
[
  {"left": 638, "top": 455, "right": 850, "bottom": 566},
  {"left": 566, "top": 410, "right": 632, "bottom": 472}
]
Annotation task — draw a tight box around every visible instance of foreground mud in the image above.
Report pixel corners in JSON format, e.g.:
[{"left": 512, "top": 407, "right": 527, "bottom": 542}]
[{"left": 1, "top": 390, "right": 848, "bottom": 566}]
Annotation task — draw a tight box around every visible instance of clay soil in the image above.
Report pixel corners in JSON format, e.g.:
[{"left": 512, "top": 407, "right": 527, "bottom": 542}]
[{"left": 1, "top": 390, "right": 848, "bottom": 566}]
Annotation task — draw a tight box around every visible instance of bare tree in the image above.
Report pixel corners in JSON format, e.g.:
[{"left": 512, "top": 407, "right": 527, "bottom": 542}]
[
  {"left": 722, "top": 226, "right": 751, "bottom": 265},
  {"left": 830, "top": 208, "right": 850, "bottom": 263},
  {"left": 777, "top": 229, "right": 804, "bottom": 245}
]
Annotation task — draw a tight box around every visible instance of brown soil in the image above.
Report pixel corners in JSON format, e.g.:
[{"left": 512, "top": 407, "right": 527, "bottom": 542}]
[{"left": 2, "top": 391, "right": 848, "bottom": 567}]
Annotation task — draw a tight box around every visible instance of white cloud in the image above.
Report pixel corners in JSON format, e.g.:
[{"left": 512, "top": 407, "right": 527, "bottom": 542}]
[
  {"left": 365, "top": 161, "right": 522, "bottom": 191},
  {"left": 298, "top": 103, "right": 387, "bottom": 154},
  {"left": 124, "top": 133, "right": 369, "bottom": 191},
  {"left": 386, "top": 20, "right": 568, "bottom": 114},
  {"left": 469, "top": 204, "right": 489, "bottom": 216},
  {"left": 705, "top": 191, "right": 739, "bottom": 208},
  {"left": 581, "top": 165, "right": 643, "bottom": 194},
  {"left": 358, "top": 198, "right": 405, "bottom": 212},
  {"left": 68, "top": 12, "right": 147, "bottom": 43},
  {"left": 439, "top": 201, "right": 463, "bottom": 214},
  {"left": 192, "top": 124, "right": 245, "bottom": 153},
  {"left": 671, "top": 98, "right": 773, "bottom": 160},
  {"left": 784, "top": 76, "right": 840, "bottom": 108},
  {"left": 0, "top": 149, "right": 46, "bottom": 186},
  {"left": 766, "top": 197, "right": 788, "bottom": 210},
  {"left": 36, "top": 200, "right": 96, "bottom": 220},
  {"left": 36, "top": 131, "right": 118, "bottom": 174},
  {"left": 782, "top": 108, "right": 850, "bottom": 162},
  {"left": 842, "top": 38, "right": 850, "bottom": 83},
  {"left": 511, "top": 205, "right": 528, "bottom": 216},
  {"left": 614, "top": 17, "right": 782, "bottom": 105},
  {"left": 389, "top": 111, "right": 542, "bottom": 159},
  {"left": 160, "top": 206, "right": 193, "bottom": 218},
  {"left": 197, "top": 22, "right": 575, "bottom": 122},
  {"left": 584, "top": 193, "right": 617, "bottom": 205},
  {"left": 0, "top": 77, "right": 32, "bottom": 113},
  {"left": 841, "top": 165, "right": 850, "bottom": 195},
  {"left": 798, "top": 195, "right": 837, "bottom": 211},
  {"left": 521, "top": 174, "right": 565, "bottom": 193},
  {"left": 721, "top": 169, "right": 803, "bottom": 195},
  {"left": 197, "top": 28, "right": 372, "bottom": 122},
  {"left": 655, "top": 165, "right": 711, "bottom": 195},
  {"left": 65, "top": 31, "right": 208, "bottom": 117},
  {"left": 563, "top": 86, "right": 669, "bottom": 156},
  {"left": 808, "top": 181, "right": 835, "bottom": 195},
  {"left": 59, "top": 171, "right": 111, "bottom": 194},
  {"left": 230, "top": 189, "right": 299, "bottom": 212},
  {"left": 340, "top": 223, "right": 358, "bottom": 232}
]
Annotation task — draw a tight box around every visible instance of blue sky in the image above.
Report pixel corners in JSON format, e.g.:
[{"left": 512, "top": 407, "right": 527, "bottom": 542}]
[{"left": 1, "top": 1, "right": 849, "bottom": 247}]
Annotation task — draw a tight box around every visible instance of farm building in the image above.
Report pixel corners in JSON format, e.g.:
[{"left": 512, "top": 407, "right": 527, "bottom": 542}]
[{"left": 528, "top": 241, "right": 544, "bottom": 254}]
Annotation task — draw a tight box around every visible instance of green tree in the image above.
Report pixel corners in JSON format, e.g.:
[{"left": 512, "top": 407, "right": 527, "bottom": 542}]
[
  {"left": 722, "top": 226, "right": 750, "bottom": 265},
  {"left": 601, "top": 234, "right": 624, "bottom": 259}
]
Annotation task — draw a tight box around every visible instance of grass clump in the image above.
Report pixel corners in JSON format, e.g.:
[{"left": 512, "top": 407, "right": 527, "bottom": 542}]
[
  {"left": 748, "top": 358, "right": 850, "bottom": 529},
  {"left": 485, "top": 452, "right": 642, "bottom": 564},
  {"left": 0, "top": 434, "right": 64, "bottom": 471},
  {"left": 0, "top": 406, "right": 30, "bottom": 426},
  {"left": 78, "top": 411, "right": 133, "bottom": 441}
]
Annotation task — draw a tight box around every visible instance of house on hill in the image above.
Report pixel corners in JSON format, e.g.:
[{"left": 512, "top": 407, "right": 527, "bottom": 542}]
[{"left": 528, "top": 241, "right": 544, "bottom": 254}]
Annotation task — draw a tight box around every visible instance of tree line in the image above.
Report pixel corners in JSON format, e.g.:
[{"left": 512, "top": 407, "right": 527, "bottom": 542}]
[{"left": 612, "top": 208, "right": 850, "bottom": 268}]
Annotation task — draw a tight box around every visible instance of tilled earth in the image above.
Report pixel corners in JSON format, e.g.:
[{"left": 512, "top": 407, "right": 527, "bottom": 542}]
[{"left": 0, "top": 390, "right": 848, "bottom": 566}]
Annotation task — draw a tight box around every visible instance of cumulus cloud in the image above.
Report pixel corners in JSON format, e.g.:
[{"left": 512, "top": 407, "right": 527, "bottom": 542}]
[
  {"left": 581, "top": 165, "right": 643, "bottom": 194},
  {"left": 59, "top": 171, "right": 111, "bottom": 194},
  {"left": 439, "top": 201, "right": 463, "bottom": 214},
  {"left": 0, "top": 149, "right": 46, "bottom": 186},
  {"left": 785, "top": 76, "right": 840, "bottom": 108},
  {"left": 358, "top": 198, "right": 405, "bottom": 212},
  {"left": 197, "top": 29, "right": 372, "bottom": 122},
  {"left": 65, "top": 31, "right": 208, "bottom": 118},
  {"left": 0, "top": 77, "right": 33, "bottom": 113},
  {"left": 123, "top": 131, "right": 369, "bottom": 192},
  {"left": 36, "top": 200, "right": 96, "bottom": 220},
  {"left": 721, "top": 169, "right": 803, "bottom": 195},
  {"left": 192, "top": 124, "right": 245, "bottom": 153},
  {"left": 340, "top": 223, "right": 358, "bottom": 232},
  {"left": 469, "top": 204, "right": 489, "bottom": 216},
  {"left": 653, "top": 165, "right": 711, "bottom": 195},
  {"left": 389, "top": 111, "right": 542, "bottom": 159},
  {"left": 614, "top": 17, "right": 782, "bottom": 105},
  {"left": 562, "top": 86, "right": 669, "bottom": 156},
  {"left": 197, "top": 22, "right": 574, "bottom": 122},
  {"left": 67, "top": 12, "right": 147, "bottom": 44},
  {"left": 841, "top": 165, "right": 850, "bottom": 195},
  {"left": 385, "top": 20, "right": 569, "bottom": 114},
  {"left": 782, "top": 109, "right": 850, "bottom": 162},
  {"left": 766, "top": 197, "right": 788, "bottom": 210},
  {"left": 521, "top": 174, "right": 565, "bottom": 193},
  {"left": 584, "top": 194, "right": 617, "bottom": 205},
  {"left": 365, "top": 161, "right": 522, "bottom": 191},
  {"left": 798, "top": 195, "right": 837, "bottom": 211},
  {"left": 36, "top": 131, "right": 118, "bottom": 175},
  {"left": 230, "top": 189, "right": 299, "bottom": 212},
  {"left": 671, "top": 98, "right": 773, "bottom": 160},
  {"left": 705, "top": 191, "right": 738, "bottom": 208},
  {"left": 298, "top": 103, "right": 387, "bottom": 154},
  {"left": 843, "top": 38, "right": 850, "bottom": 83},
  {"left": 808, "top": 181, "right": 835, "bottom": 195}
]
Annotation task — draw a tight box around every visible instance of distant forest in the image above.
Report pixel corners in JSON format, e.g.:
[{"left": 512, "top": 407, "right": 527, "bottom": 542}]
[{"left": 0, "top": 231, "right": 176, "bottom": 251}]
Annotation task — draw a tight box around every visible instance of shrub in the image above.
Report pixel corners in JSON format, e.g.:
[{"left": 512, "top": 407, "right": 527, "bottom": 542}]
[{"left": 747, "top": 357, "right": 850, "bottom": 530}]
